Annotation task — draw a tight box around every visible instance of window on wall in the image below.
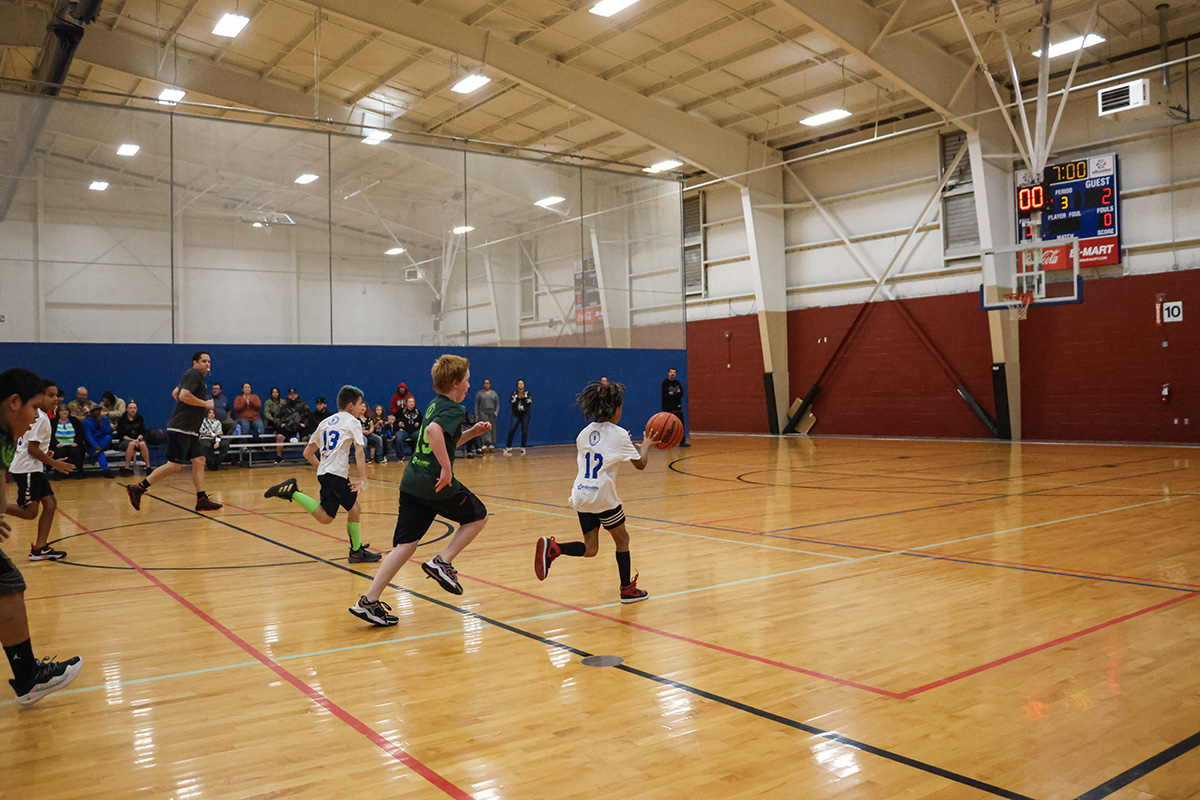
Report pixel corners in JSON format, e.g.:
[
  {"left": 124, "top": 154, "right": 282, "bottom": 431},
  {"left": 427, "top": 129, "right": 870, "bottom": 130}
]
[
  {"left": 683, "top": 192, "right": 705, "bottom": 297},
  {"left": 940, "top": 130, "right": 980, "bottom": 254},
  {"left": 519, "top": 239, "right": 537, "bottom": 320}
]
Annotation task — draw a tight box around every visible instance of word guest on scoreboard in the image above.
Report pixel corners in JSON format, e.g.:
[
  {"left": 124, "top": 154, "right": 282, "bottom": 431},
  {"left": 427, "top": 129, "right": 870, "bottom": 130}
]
[{"left": 1015, "top": 153, "right": 1121, "bottom": 267}]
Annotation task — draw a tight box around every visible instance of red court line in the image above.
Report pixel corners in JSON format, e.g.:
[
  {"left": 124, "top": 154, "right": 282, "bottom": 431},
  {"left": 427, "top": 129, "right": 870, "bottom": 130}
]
[
  {"left": 26, "top": 584, "right": 157, "bottom": 602},
  {"left": 156, "top": 489, "right": 1200, "bottom": 702},
  {"left": 56, "top": 508, "right": 473, "bottom": 800},
  {"left": 896, "top": 591, "right": 1200, "bottom": 698}
]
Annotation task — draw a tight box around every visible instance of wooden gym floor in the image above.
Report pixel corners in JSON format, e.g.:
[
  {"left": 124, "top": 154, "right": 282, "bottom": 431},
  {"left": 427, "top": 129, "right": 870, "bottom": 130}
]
[{"left": 4, "top": 435, "right": 1200, "bottom": 799}]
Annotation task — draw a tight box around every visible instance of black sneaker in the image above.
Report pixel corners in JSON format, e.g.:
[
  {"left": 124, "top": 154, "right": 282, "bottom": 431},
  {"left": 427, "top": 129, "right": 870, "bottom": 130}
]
[
  {"left": 264, "top": 477, "right": 299, "bottom": 501},
  {"left": 421, "top": 556, "right": 463, "bottom": 595},
  {"left": 620, "top": 573, "right": 649, "bottom": 604},
  {"left": 348, "top": 545, "right": 381, "bottom": 563},
  {"left": 125, "top": 483, "right": 145, "bottom": 511},
  {"left": 348, "top": 595, "right": 397, "bottom": 627},
  {"left": 29, "top": 545, "right": 67, "bottom": 561},
  {"left": 534, "top": 537, "right": 560, "bottom": 581},
  {"left": 195, "top": 496, "right": 223, "bottom": 512},
  {"left": 10, "top": 656, "right": 83, "bottom": 706}
]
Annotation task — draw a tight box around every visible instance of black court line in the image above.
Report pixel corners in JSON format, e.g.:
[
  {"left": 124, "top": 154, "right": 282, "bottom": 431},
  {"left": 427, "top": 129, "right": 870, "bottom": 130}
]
[
  {"left": 1073, "top": 728, "right": 1200, "bottom": 799},
  {"left": 137, "top": 493, "right": 1035, "bottom": 799}
]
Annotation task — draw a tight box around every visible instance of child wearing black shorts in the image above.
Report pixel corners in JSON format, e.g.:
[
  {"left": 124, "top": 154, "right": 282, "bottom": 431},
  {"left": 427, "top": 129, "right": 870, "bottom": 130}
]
[
  {"left": 349, "top": 355, "right": 491, "bottom": 627},
  {"left": 534, "top": 380, "right": 656, "bottom": 603},
  {"left": 264, "top": 385, "right": 381, "bottom": 564}
]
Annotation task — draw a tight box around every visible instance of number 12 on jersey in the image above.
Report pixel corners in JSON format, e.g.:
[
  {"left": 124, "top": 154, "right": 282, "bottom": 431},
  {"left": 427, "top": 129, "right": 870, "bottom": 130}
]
[{"left": 583, "top": 451, "right": 604, "bottom": 479}]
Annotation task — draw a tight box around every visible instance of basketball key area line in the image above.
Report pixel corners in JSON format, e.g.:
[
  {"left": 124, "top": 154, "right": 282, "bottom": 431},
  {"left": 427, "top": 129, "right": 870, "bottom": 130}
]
[
  {"left": 51, "top": 499, "right": 1041, "bottom": 800},
  {"left": 61, "top": 492, "right": 1200, "bottom": 800},
  {"left": 163, "top": 482, "right": 1200, "bottom": 703}
]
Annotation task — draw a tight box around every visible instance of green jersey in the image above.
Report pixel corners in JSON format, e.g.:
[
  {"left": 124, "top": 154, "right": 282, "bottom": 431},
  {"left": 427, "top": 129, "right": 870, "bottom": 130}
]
[
  {"left": 400, "top": 394, "right": 468, "bottom": 500},
  {"left": 0, "top": 430, "right": 13, "bottom": 471}
]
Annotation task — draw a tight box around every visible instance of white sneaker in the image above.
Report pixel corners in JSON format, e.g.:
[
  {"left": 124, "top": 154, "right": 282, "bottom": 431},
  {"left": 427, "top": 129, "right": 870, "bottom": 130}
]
[
  {"left": 520, "top": 448, "right": 526, "bottom": 454},
  {"left": 504, "top": 448, "right": 512, "bottom": 456}
]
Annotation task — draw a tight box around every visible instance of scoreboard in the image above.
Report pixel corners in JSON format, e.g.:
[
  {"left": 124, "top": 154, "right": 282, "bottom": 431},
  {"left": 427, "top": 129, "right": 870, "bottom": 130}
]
[{"left": 1014, "top": 153, "right": 1120, "bottom": 267}]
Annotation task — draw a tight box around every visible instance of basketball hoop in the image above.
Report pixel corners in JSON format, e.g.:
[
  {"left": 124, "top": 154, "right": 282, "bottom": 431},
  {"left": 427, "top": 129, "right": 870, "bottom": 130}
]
[{"left": 1001, "top": 292, "right": 1034, "bottom": 321}]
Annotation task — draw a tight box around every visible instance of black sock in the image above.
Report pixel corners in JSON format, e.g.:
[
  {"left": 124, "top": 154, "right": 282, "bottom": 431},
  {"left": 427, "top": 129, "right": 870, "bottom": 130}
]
[
  {"left": 197, "top": 491, "right": 207, "bottom": 500},
  {"left": 560, "top": 541, "right": 587, "bottom": 557},
  {"left": 136, "top": 479, "right": 150, "bottom": 490},
  {"left": 5, "top": 639, "right": 36, "bottom": 685},
  {"left": 615, "top": 550, "right": 632, "bottom": 586}
]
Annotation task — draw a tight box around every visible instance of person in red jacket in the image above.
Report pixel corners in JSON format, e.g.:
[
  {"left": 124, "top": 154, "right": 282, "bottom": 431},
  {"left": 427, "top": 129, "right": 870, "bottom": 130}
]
[{"left": 389, "top": 383, "right": 414, "bottom": 415}]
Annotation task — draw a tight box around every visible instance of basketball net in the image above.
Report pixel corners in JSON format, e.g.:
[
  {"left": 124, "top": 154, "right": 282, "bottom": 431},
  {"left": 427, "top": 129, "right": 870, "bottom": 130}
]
[{"left": 1001, "top": 292, "right": 1033, "bottom": 321}]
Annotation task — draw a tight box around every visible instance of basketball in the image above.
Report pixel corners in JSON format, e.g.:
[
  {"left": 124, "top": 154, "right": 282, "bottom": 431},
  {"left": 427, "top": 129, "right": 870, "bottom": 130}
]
[{"left": 645, "top": 412, "right": 684, "bottom": 449}]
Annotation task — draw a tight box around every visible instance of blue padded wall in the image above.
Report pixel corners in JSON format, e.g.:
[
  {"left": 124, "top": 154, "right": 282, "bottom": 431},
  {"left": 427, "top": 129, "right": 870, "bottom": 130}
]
[{"left": 0, "top": 344, "right": 688, "bottom": 446}]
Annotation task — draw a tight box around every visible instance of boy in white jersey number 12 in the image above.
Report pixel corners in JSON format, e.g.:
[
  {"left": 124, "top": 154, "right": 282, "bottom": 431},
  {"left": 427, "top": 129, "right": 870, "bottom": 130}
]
[
  {"left": 534, "top": 381, "right": 657, "bottom": 603},
  {"left": 263, "top": 385, "right": 382, "bottom": 564}
]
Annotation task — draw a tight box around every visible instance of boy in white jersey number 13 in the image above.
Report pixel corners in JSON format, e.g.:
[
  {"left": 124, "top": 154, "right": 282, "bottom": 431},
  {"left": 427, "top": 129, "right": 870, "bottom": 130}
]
[
  {"left": 263, "top": 385, "right": 381, "bottom": 564},
  {"left": 534, "top": 380, "right": 657, "bottom": 603}
]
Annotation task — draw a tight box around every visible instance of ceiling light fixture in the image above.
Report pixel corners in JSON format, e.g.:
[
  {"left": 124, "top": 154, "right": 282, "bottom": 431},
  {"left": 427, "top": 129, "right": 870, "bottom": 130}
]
[
  {"left": 252, "top": 222, "right": 264, "bottom": 228},
  {"left": 386, "top": 246, "right": 406, "bottom": 255},
  {"left": 589, "top": 0, "right": 638, "bottom": 17},
  {"left": 1032, "top": 34, "right": 1105, "bottom": 58},
  {"left": 452, "top": 225, "right": 474, "bottom": 234},
  {"left": 451, "top": 74, "right": 490, "bottom": 94},
  {"left": 361, "top": 130, "right": 392, "bottom": 145},
  {"left": 535, "top": 196, "right": 566, "bottom": 208},
  {"left": 212, "top": 13, "right": 249, "bottom": 38},
  {"left": 801, "top": 109, "right": 852, "bottom": 127},
  {"left": 89, "top": 180, "right": 109, "bottom": 191},
  {"left": 116, "top": 143, "right": 140, "bottom": 157},
  {"left": 157, "top": 88, "right": 186, "bottom": 106},
  {"left": 294, "top": 173, "right": 319, "bottom": 185},
  {"left": 642, "top": 159, "right": 682, "bottom": 174}
]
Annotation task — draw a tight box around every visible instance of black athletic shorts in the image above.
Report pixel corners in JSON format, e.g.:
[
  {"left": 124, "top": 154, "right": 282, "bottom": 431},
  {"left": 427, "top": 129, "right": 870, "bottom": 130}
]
[
  {"left": 393, "top": 488, "right": 487, "bottom": 545},
  {"left": 318, "top": 473, "right": 358, "bottom": 518},
  {"left": 165, "top": 431, "right": 203, "bottom": 464},
  {"left": 0, "top": 549, "right": 27, "bottom": 595},
  {"left": 577, "top": 504, "right": 626, "bottom": 535},
  {"left": 14, "top": 471, "right": 52, "bottom": 507}
]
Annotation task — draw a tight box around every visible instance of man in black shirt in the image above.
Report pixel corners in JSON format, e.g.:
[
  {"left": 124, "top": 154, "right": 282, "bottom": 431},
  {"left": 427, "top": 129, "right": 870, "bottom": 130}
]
[
  {"left": 116, "top": 400, "right": 151, "bottom": 475},
  {"left": 661, "top": 367, "right": 690, "bottom": 447},
  {"left": 126, "top": 351, "right": 223, "bottom": 512}
]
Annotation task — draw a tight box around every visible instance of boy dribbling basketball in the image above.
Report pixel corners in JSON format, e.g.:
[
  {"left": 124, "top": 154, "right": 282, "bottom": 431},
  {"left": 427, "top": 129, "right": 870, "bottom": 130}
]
[
  {"left": 534, "top": 380, "right": 656, "bottom": 603},
  {"left": 263, "top": 385, "right": 382, "bottom": 564},
  {"left": 349, "top": 355, "right": 491, "bottom": 626}
]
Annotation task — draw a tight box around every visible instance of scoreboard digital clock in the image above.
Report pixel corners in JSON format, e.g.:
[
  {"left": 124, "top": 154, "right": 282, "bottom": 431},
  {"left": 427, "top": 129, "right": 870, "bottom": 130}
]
[{"left": 1014, "top": 153, "right": 1120, "bottom": 267}]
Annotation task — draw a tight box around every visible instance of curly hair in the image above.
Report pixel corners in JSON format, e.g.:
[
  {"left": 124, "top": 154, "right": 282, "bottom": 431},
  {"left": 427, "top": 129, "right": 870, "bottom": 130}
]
[{"left": 575, "top": 380, "right": 626, "bottom": 422}]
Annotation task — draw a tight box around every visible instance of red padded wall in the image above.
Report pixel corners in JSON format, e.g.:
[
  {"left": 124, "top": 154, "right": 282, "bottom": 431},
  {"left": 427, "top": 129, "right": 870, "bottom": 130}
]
[{"left": 686, "top": 314, "right": 770, "bottom": 433}]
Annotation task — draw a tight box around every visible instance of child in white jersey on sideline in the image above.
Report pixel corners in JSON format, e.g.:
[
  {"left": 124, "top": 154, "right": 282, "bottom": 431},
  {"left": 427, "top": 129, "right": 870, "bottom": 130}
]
[
  {"left": 534, "top": 380, "right": 657, "bottom": 603},
  {"left": 263, "top": 385, "right": 381, "bottom": 564}
]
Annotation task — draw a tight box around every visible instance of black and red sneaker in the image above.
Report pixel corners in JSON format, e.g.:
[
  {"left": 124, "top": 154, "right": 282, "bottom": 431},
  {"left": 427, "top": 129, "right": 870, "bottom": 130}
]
[
  {"left": 534, "top": 536, "right": 561, "bottom": 581},
  {"left": 125, "top": 483, "right": 145, "bottom": 511},
  {"left": 620, "top": 573, "right": 648, "bottom": 604}
]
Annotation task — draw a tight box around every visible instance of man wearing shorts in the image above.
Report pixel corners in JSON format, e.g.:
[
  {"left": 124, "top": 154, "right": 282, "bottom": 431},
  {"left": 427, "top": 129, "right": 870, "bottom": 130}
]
[{"left": 126, "top": 351, "right": 222, "bottom": 512}]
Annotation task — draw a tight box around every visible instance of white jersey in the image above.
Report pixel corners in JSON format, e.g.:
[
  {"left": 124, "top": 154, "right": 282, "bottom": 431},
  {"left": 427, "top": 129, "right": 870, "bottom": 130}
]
[
  {"left": 313, "top": 412, "right": 365, "bottom": 478},
  {"left": 11, "top": 409, "right": 50, "bottom": 475},
  {"left": 569, "top": 421, "right": 642, "bottom": 513}
]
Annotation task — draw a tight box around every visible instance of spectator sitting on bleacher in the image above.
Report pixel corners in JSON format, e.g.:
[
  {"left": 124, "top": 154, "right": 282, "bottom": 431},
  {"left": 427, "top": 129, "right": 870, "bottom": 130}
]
[
  {"left": 273, "top": 388, "right": 310, "bottom": 464},
  {"left": 51, "top": 401, "right": 84, "bottom": 478},
  {"left": 389, "top": 382, "right": 414, "bottom": 415},
  {"left": 234, "top": 383, "right": 265, "bottom": 439},
  {"left": 82, "top": 405, "right": 115, "bottom": 478},
  {"left": 210, "top": 383, "right": 236, "bottom": 435},
  {"left": 199, "top": 408, "right": 227, "bottom": 471},
  {"left": 67, "top": 386, "right": 93, "bottom": 425},
  {"left": 305, "top": 396, "right": 332, "bottom": 439},
  {"left": 264, "top": 387, "right": 283, "bottom": 433},
  {"left": 117, "top": 400, "right": 151, "bottom": 475},
  {"left": 100, "top": 391, "right": 126, "bottom": 426},
  {"left": 366, "top": 404, "right": 390, "bottom": 463},
  {"left": 393, "top": 395, "right": 422, "bottom": 460}
]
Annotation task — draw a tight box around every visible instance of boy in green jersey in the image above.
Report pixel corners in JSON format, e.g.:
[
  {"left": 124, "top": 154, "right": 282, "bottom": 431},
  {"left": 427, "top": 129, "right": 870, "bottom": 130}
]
[{"left": 349, "top": 355, "right": 491, "bottom": 626}]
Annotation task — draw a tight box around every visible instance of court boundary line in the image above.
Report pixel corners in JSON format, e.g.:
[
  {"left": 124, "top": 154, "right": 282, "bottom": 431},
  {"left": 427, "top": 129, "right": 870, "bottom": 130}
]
[
  {"left": 55, "top": 508, "right": 473, "bottom": 800},
  {"left": 1072, "top": 727, "right": 1200, "bottom": 799}
]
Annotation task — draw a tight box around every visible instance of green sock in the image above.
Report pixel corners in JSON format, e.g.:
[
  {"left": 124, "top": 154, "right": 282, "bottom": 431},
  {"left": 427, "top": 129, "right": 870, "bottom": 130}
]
[
  {"left": 347, "top": 522, "right": 362, "bottom": 550},
  {"left": 292, "top": 491, "right": 319, "bottom": 514}
]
